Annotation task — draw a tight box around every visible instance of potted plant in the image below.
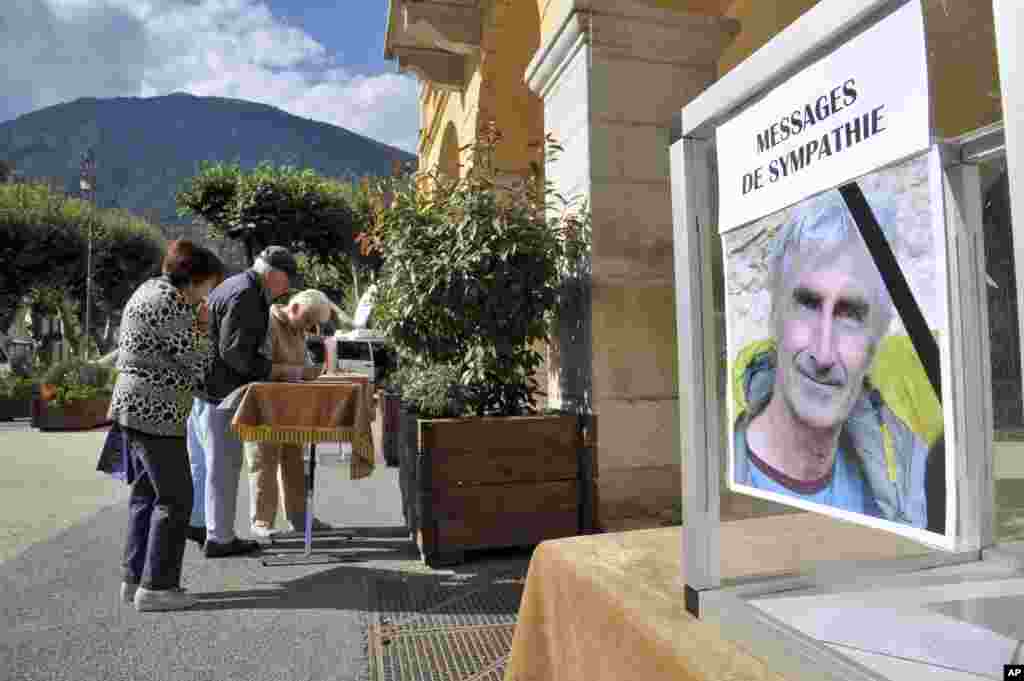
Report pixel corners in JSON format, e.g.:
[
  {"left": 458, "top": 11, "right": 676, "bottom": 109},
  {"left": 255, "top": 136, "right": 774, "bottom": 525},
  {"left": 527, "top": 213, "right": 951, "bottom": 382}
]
[
  {"left": 384, "top": 361, "right": 464, "bottom": 535},
  {"left": 0, "top": 372, "right": 36, "bottom": 420},
  {"left": 33, "top": 358, "right": 116, "bottom": 431},
  {"left": 360, "top": 124, "right": 595, "bottom": 566}
]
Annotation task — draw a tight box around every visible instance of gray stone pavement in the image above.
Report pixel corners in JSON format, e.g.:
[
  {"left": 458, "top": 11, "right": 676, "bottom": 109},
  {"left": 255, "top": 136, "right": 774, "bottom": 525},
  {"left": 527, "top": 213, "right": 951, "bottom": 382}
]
[{"left": 0, "top": 422, "right": 531, "bottom": 681}]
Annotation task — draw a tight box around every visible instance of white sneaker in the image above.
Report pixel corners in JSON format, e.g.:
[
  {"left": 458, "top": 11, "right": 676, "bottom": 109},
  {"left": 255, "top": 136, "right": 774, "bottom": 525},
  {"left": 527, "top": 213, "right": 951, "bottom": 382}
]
[
  {"left": 134, "top": 587, "right": 197, "bottom": 612},
  {"left": 250, "top": 524, "right": 279, "bottom": 538},
  {"left": 121, "top": 582, "right": 138, "bottom": 604},
  {"left": 122, "top": 582, "right": 187, "bottom": 605}
]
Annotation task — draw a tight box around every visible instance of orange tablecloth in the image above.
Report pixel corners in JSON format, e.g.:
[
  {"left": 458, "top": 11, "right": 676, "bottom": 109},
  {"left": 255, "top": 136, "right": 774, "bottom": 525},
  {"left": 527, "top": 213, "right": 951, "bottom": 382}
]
[
  {"left": 505, "top": 514, "right": 930, "bottom": 681},
  {"left": 230, "top": 379, "right": 375, "bottom": 480}
]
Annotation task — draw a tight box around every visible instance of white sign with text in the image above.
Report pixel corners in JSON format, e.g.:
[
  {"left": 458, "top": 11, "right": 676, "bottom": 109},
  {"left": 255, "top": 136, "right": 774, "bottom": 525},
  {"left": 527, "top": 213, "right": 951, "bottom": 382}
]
[{"left": 716, "top": 1, "right": 930, "bottom": 233}]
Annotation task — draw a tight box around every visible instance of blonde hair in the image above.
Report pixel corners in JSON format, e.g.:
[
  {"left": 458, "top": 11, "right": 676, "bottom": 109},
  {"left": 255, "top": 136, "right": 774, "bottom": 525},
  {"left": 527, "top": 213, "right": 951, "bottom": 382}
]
[{"left": 288, "top": 289, "right": 346, "bottom": 326}]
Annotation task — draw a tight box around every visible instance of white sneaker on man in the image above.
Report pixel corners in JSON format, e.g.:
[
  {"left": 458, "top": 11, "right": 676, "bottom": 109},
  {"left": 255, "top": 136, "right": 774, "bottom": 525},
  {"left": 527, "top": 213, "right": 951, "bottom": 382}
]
[{"left": 133, "top": 586, "right": 197, "bottom": 612}]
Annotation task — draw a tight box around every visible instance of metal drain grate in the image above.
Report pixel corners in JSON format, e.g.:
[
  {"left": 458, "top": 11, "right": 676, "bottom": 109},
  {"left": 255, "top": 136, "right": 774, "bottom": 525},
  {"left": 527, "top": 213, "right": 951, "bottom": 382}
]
[
  {"left": 374, "top": 574, "right": 525, "bottom": 631},
  {"left": 368, "top": 575, "right": 524, "bottom": 680},
  {"left": 375, "top": 577, "right": 477, "bottom": 626},
  {"left": 462, "top": 655, "right": 509, "bottom": 681},
  {"left": 369, "top": 624, "right": 514, "bottom": 681}
]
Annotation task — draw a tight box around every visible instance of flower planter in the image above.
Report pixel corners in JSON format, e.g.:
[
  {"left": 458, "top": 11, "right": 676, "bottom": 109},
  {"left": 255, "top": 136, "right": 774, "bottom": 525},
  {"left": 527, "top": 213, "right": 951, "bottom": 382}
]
[
  {"left": 403, "top": 413, "right": 598, "bottom": 567},
  {"left": 0, "top": 397, "right": 32, "bottom": 420},
  {"left": 32, "top": 397, "right": 112, "bottom": 432}
]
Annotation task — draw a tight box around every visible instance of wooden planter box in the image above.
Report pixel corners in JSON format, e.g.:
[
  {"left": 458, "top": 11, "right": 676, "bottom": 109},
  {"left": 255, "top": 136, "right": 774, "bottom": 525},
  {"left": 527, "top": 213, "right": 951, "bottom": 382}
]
[
  {"left": 367, "top": 390, "right": 402, "bottom": 467},
  {"left": 397, "top": 403, "right": 420, "bottom": 534},
  {"left": 400, "top": 412, "right": 598, "bottom": 567},
  {"left": 374, "top": 391, "right": 400, "bottom": 467},
  {"left": 32, "top": 397, "right": 112, "bottom": 431},
  {"left": 0, "top": 397, "right": 32, "bottom": 420}
]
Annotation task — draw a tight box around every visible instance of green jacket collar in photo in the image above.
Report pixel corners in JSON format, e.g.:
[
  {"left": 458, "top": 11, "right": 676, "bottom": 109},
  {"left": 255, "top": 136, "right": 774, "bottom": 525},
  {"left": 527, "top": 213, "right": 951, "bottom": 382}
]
[{"left": 731, "top": 339, "right": 934, "bottom": 529}]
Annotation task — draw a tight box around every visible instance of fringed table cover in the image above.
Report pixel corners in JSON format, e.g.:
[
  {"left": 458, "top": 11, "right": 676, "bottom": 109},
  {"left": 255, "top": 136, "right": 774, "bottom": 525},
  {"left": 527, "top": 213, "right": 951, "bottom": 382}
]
[{"left": 230, "top": 379, "right": 375, "bottom": 481}]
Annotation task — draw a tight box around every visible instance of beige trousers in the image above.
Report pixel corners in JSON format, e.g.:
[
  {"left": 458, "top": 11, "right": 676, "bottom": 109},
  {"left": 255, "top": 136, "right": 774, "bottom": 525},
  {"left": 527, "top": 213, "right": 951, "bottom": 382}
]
[{"left": 244, "top": 441, "right": 306, "bottom": 528}]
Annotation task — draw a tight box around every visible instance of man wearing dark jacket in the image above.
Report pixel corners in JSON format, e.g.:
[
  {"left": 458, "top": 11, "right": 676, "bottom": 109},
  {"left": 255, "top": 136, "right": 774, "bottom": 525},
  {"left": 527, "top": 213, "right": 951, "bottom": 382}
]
[{"left": 198, "top": 246, "right": 313, "bottom": 557}]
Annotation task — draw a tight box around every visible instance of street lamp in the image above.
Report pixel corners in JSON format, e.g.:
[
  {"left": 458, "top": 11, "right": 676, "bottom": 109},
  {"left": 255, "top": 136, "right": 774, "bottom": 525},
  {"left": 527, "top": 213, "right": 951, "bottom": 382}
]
[{"left": 80, "top": 149, "right": 96, "bottom": 360}]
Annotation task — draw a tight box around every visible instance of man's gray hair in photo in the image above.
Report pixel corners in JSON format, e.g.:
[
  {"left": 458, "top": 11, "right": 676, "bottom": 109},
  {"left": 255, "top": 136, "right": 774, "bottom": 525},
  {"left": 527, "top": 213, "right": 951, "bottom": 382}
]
[{"left": 768, "top": 188, "right": 898, "bottom": 338}]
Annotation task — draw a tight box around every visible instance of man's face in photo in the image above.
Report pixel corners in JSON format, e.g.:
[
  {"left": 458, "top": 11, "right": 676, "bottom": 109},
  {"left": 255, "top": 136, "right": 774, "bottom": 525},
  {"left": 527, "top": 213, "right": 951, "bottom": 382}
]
[{"left": 774, "top": 241, "right": 885, "bottom": 431}]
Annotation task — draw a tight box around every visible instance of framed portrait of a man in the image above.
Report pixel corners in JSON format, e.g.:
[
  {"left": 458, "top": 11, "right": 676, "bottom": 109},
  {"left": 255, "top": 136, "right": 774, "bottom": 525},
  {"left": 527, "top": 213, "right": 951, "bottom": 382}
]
[{"left": 723, "top": 151, "right": 954, "bottom": 544}]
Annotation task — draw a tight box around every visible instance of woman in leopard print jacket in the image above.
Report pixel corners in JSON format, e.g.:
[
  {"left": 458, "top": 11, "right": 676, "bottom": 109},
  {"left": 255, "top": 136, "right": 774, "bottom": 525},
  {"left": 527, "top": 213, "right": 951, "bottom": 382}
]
[{"left": 109, "top": 240, "right": 224, "bottom": 612}]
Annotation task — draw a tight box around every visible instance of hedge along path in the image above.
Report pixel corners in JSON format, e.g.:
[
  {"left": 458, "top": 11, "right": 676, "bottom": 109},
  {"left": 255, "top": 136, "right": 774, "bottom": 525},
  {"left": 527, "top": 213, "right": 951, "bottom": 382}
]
[
  {"left": 0, "top": 180, "right": 165, "bottom": 341},
  {"left": 0, "top": 427, "right": 130, "bottom": 565}
]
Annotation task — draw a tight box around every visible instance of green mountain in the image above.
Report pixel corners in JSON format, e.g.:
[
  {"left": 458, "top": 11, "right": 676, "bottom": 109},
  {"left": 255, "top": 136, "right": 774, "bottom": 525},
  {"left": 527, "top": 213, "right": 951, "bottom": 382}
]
[{"left": 0, "top": 93, "right": 415, "bottom": 265}]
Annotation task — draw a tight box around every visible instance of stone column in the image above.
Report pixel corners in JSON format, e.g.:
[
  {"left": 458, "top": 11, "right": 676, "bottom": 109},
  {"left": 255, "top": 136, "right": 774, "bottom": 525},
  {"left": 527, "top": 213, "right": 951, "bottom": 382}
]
[{"left": 527, "top": 1, "right": 738, "bottom": 530}]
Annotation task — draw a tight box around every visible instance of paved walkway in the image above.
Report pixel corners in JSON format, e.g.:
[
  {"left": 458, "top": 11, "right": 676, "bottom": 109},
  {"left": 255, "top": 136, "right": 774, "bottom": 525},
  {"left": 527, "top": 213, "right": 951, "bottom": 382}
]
[
  {"left": 0, "top": 422, "right": 130, "bottom": 564},
  {"left": 0, "top": 422, "right": 530, "bottom": 681}
]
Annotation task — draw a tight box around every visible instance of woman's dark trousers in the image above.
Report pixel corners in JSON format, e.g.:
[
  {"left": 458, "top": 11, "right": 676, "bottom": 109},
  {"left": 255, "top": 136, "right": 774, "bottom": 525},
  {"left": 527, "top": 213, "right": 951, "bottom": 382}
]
[{"left": 122, "top": 429, "right": 193, "bottom": 590}]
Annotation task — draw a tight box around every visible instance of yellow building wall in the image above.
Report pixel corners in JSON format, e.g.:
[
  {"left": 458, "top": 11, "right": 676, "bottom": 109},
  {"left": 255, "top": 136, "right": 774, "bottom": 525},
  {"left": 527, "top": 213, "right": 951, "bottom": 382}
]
[
  {"left": 418, "top": 1, "right": 543, "bottom": 179},
  {"left": 418, "top": 55, "right": 484, "bottom": 177},
  {"left": 922, "top": 1, "right": 1002, "bottom": 138},
  {"left": 526, "top": 0, "right": 1002, "bottom": 166},
  {"left": 539, "top": 0, "right": 729, "bottom": 46},
  {"left": 718, "top": 0, "right": 818, "bottom": 75},
  {"left": 720, "top": 0, "right": 1003, "bottom": 138},
  {"left": 480, "top": 1, "right": 543, "bottom": 177}
]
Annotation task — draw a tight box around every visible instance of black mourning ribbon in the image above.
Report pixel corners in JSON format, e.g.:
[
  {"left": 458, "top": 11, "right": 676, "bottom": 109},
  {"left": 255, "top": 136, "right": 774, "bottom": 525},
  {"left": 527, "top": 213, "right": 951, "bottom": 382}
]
[{"left": 838, "top": 183, "right": 942, "bottom": 403}]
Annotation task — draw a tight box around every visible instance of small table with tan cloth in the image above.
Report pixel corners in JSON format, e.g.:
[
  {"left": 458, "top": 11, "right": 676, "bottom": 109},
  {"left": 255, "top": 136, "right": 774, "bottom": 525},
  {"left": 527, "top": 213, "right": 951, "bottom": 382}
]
[
  {"left": 505, "top": 514, "right": 931, "bottom": 681},
  {"left": 230, "top": 378, "right": 376, "bottom": 562}
]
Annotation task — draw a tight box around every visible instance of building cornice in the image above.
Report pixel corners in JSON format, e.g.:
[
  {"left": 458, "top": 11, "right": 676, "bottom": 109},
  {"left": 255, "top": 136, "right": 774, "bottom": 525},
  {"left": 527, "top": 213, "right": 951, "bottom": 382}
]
[
  {"left": 392, "top": 46, "right": 467, "bottom": 92},
  {"left": 525, "top": 1, "right": 740, "bottom": 100},
  {"left": 525, "top": 11, "right": 587, "bottom": 99},
  {"left": 384, "top": 0, "right": 483, "bottom": 92},
  {"left": 403, "top": 1, "right": 482, "bottom": 56}
]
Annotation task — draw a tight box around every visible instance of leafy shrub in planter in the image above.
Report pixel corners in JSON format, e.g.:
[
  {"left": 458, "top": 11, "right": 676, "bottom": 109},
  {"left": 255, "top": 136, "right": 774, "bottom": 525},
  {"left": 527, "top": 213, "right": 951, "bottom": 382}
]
[
  {"left": 388, "top": 362, "right": 466, "bottom": 419},
  {"left": 40, "top": 358, "right": 116, "bottom": 407},
  {"left": 359, "top": 124, "right": 590, "bottom": 417},
  {"left": 0, "top": 373, "right": 36, "bottom": 401}
]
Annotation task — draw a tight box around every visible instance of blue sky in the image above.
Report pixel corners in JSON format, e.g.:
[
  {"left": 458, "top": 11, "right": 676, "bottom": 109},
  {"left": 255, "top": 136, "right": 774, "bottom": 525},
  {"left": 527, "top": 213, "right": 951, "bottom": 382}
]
[
  {"left": 0, "top": 0, "right": 419, "bottom": 152},
  {"left": 267, "top": 0, "right": 389, "bottom": 75}
]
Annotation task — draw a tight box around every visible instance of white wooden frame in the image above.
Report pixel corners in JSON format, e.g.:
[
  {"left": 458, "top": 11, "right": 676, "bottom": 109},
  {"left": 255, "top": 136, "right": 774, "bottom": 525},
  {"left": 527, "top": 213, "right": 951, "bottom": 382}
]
[
  {"left": 671, "top": 0, "right": 1005, "bottom": 647},
  {"left": 993, "top": 1, "right": 1024, "bottom": 432}
]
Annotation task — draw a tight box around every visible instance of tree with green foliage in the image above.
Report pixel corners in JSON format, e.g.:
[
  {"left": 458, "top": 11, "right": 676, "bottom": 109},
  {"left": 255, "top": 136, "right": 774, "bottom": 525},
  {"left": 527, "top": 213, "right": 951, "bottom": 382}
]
[
  {"left": 289, "top": 176, "right": 390, "bottom": 327},
  {"left": 176, "top": 161, "right": 370, "bottom": 269},
  {"left": 0, "top": 182, "right": 88, "bottom": 333},
  {"left": 294, "top": 254, "right": 353, "bottom": 311},
  {"left": 26, "top": 288, "right": 85, "bottom": 362},
  {"left": 0, "top": 181, "right": 165, "bottom": 354},
  {"left": 362, "top": 124, "right": 590, "bottom": 417},
  {"left": 89, "top": 208, "right": 166, "bottom": 316}
]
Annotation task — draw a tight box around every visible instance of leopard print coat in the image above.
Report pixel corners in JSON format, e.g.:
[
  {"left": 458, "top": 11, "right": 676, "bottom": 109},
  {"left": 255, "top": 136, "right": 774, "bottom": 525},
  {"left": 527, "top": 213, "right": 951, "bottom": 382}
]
[{"left": 108, "top": 277, "right": 208, "bottom": 437}]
